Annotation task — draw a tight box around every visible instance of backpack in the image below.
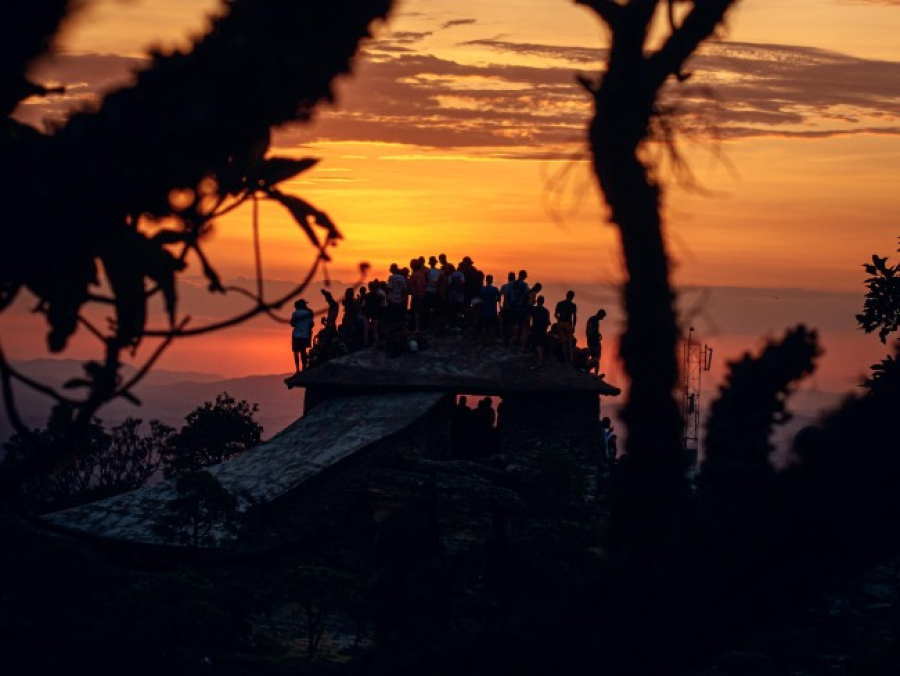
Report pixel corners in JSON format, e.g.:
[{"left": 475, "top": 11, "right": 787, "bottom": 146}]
[{"left": 508, "top": 279, "right": 528, "bottom": 307}]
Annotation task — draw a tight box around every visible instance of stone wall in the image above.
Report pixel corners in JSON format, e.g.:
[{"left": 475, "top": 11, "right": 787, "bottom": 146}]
[
  {"left": 237, "top": 393, "right": 453, "bottom": 558},
  {"left": 499, "top": 393, "right": 602, "bottom": 491}
]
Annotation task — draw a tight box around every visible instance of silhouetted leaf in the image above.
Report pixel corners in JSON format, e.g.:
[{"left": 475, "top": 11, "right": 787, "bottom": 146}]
[
  {"left": 194, "top": 245, "right": 225, "bottom": 293},
  {"left": 311, "top": 208, "right": 343, "bottom": 241},
  {"left": 153, "top": 266, "right": 178, "bottom": 325},
  {"left": 62, "top": 378, "right": 92, "bottom": 390},
  {"left": 100, "top": 227, "right": 184, "bottom": 344},
  {"left": 267, "top": 191, "right": 322, "bottom": 249},
  {"left": 253, "top": 157, "right": 319, "bottom": 189},
  {"left": 217, "top": 132, "right": 271, "bottom": 194},
  {"left": 151, "top": 229, "right": 190, "bottom": 246}
]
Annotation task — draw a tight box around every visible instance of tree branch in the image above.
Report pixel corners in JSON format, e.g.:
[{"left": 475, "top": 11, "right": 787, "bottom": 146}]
[
  {"left": 142, "top": 252, "right": 325, "bottom": 338},
  {"left": 647, "top": 0, "right": 737, "bottom": 89},
  {"left": 575, "top": 0, "right": 623, "bottom": 27},
  {"left": 114, "top": 317, "right": 190, "bottom": 402}
]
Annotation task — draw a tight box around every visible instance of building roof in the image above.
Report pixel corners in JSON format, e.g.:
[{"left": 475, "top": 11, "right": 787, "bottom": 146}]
[
  {"left": 288, "top": 335, "right": 621, "bottom": 397},
  {"left": 43, "top": 392, "right": 445, "bottom": 546}
]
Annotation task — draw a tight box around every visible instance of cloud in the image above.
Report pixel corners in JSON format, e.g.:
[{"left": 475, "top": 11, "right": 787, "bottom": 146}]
[
  {"left": 669, "top": 41, "right": 900, "bottom": 138},
  {"left": 17, "top": 39, "right": 900, "bottom": 157},
  {"left": 284, "top": 53, "right": 591, "bottom": 157},
  {"left": 13, "top": 52, "right": 147, "bottom": 128},
  {"left": 442, "top": 19, "right": 477, "bottom": 30},
  {"left": 287, "top": 39, "right": 900, "bottom": 155},
  {"left": 386, "top": 30, "right": 434, "bottom": 45},
  {"left": 460, "top": 38, "right": 604, "bottom": 65}
]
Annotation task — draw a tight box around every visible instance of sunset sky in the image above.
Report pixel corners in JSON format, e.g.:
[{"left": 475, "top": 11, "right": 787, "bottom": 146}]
[{"left": 6, "top": 0, "right": 900, "bottom": 407}]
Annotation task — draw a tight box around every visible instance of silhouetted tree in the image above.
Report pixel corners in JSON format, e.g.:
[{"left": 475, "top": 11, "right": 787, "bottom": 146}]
[
  {"left": 152, "top": 470, "right": 240, "bottom": 547},
  {"left": 98, "top": 417, "right": 174, "bottom": 492},
  {"left": 857, "top": 237, "right": 900, "bottom": 344},
  {"left": 161, "top": 392, "right": 262, "bottom": 478},
  {"left": 282, "top": 565, "right": 364, "bottom": 663},
  {"left": 578, "top": 0, "right": 739, "bottom": 559},
  {"left": 2, "top": 410, "right": 173, "bottom": 512},
  {"left": 0, "top": 0, "right": 396, "bottom": 503},
  {"left": 858, "top": 238, "right": 899, "bottom": 392}
]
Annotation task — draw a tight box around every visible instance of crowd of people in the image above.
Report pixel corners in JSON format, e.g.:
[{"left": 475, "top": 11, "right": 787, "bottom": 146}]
[{"left": 289, "top": 254, "right": 608, "bottom": 375}]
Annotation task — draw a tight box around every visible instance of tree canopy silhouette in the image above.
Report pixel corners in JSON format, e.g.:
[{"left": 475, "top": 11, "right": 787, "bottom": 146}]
[
  {"left": 0, "top": 0, "right": 395, "bottom": 499},
  {"left": 857, "top": 237, "right": 900, "bottom": 344}
]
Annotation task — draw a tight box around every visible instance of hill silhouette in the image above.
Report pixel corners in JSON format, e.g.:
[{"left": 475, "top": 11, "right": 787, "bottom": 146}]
[{"left": 2, "top": 359, "right": 304, "bottom": 446}]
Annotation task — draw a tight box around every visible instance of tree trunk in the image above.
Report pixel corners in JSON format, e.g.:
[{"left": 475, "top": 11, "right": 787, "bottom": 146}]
[{"left": 586, "top": 15, "right": 687, "bottom": 561}]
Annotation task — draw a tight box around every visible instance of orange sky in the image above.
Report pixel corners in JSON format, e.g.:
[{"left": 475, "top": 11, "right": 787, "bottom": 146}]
[{"left": 5, "top": 0, "right": 900, "bottom": 400}]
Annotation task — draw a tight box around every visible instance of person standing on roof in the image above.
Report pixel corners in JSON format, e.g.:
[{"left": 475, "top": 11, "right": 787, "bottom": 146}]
[
  {"left": 408, "top": 257, "right": 428, "bottom": 334},
  {"left": 386, "top": 263, "right": 408, "bottom": 326},
  {"left": 476, "top": 274, "right": 501, "bottom": 343},
  {"left": 425, "top": 255, "right": 441, "bottom": 325},
  {"left": 586, "top": 308, "right": 607, "bottom": 374},
  {"left": 447, "top": 264, "right": 466, "bottom": 328},
  {"left": 554, "top": 290, "right": 578, "bottom": 365},
  {"left": 362, "top": 280, "right": 386, "bottom": 346},
  {"left": 520, "top": 282, "right": 542, "bottom": 349},
  {"left": 321, "top": 288, "right": 340, "bottom": 330},
  {"left": 290, "top": 298, "right": 314, "bottom": 373},
  {"left": 508, "top": 270, "right": 530, "bottom": 347},
  {"left": 459, "top": 256, "right": 484, "bottom": 304},
  {"left": 529, "top": 295, "right": 551, "bottom": 367},
  {"left": 500, "top": 271, "right": 516, "bottom": 346}
]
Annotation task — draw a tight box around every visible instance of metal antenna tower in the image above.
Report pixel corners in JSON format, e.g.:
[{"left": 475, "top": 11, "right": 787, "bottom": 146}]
[{"left": 682, "top": 327, "right": 712, "bottom": 474}]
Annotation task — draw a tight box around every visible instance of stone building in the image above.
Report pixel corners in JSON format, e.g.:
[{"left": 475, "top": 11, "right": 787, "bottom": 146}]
[{"left": 44, "top": 336, "right": 620, "bottom": 567}]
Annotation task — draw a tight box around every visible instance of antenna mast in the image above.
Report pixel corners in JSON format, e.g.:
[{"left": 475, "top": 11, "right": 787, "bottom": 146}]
[{"left": 682, "top": 327, "right": 712, "bottom": 475}]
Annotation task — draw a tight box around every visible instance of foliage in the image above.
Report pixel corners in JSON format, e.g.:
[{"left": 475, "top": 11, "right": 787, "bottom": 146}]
[
  {"left": 162, "top": 392, "right": 262, "bottom": 478},
  {"left": 0, "top": 515, "right": 243, "bottom": 673},
  {"left": 98, "top": 417, "right": 174, "bottom": 491},
  {"left": 1, "top": 2, "right": 898, "bottom": 674},
  {"left": 702, "top": 325, "right": 819, "bottom": 487},
  {"left": 1, "top": 410, "right": 173, "bottom": 512},
  {"left": 857, "top": 239, "right": 900, "bottom": 393},
  {"left": 863, "top": 353, "right": 898, "bottom": 393},
  {"left": 283, "top": 565, "right": 365, "bottom": 663},
  {"left": 0, "top": 0, "right": 395, "bottom": 500},
  {"left": 152, "top": 470, "right": 240, "bottom": 547},
  {"left": 856, "top": 238, "right": 900, "bottom": 343}
]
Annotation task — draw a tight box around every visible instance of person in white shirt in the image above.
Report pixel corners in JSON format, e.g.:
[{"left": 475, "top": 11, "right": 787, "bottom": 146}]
[{"left": 290, "top": 298, "right": 314, "bottom": 372}]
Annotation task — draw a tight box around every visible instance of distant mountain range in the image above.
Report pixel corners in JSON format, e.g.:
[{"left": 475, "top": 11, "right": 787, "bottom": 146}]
[
  {"left": 2, "top": 359, "right": 846, "bottom": 459},
  {"left": 1, "top": 359, "right": 305, "bottom": 445}
]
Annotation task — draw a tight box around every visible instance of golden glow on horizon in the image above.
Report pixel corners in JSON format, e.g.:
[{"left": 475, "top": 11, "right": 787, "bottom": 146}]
[{"left": 5, "top": 0, "right": 896, "bottom": 392}]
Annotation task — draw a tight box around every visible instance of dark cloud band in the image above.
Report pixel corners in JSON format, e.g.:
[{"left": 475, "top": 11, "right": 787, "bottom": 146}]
[{"left": 17, "top": 37, "right": 900, "bottom": 156}]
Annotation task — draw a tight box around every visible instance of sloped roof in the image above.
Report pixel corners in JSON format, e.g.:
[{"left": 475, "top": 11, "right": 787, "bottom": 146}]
[{"left": 43, "top": 392, "right": 444, "bottom": 546}]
